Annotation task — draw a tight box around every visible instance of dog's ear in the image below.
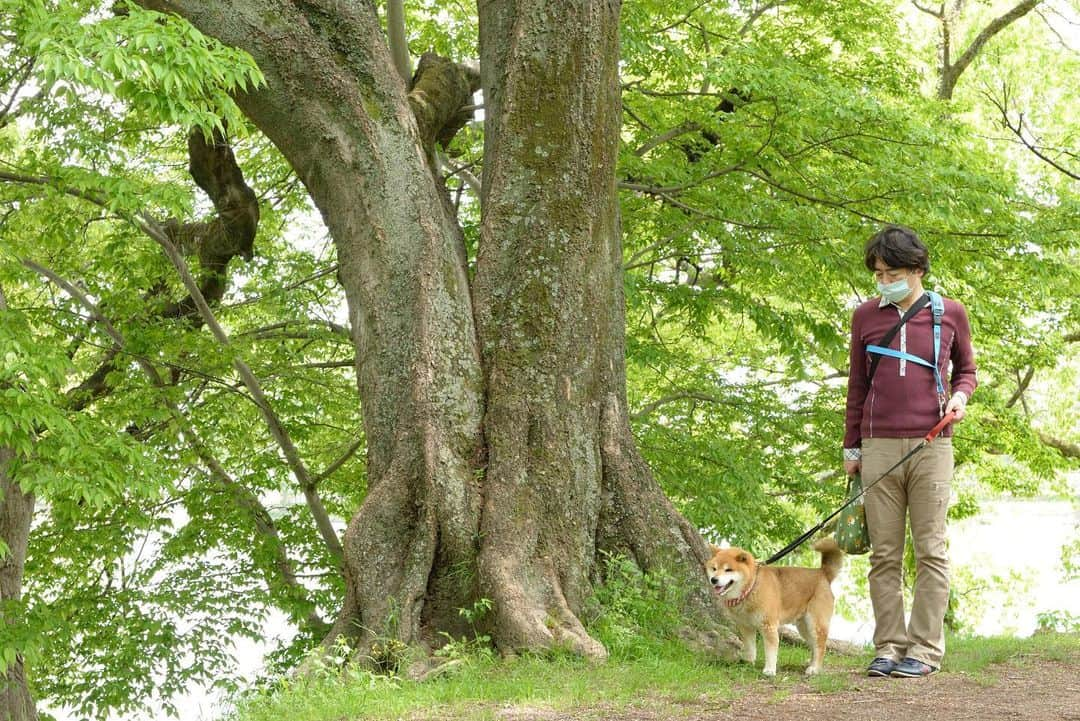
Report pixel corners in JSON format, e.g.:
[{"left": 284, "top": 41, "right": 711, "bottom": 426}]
[
  {"left": 709, "top": 544, "right": 722, "bottom": 554},
  {"left": 735, "top": 552, "right": 748, "bottom": 564}
]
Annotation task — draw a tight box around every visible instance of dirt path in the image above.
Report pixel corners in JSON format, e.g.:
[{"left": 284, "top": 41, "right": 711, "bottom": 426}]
[
  {"left": 491, "top": 656, "right": 1079, "bottom": 721},
  {"left": 688, "top": 661, "right": 1079, "bottom": 721}
]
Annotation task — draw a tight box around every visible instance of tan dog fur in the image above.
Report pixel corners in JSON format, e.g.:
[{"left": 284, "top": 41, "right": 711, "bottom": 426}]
[{"left": 705, "top": 538, "right": 843, "bottom": 676}]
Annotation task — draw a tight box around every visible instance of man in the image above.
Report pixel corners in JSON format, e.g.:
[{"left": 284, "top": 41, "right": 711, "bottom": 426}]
[{"left": 843, "top": 225, "right": 977, "bottom": 678}]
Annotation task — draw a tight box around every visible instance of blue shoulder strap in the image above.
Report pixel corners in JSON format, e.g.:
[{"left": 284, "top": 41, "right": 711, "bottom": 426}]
[
  {"left": 927, "top": 291, "right": 944, "bottom": 392},
  {"left": 866, "top": 291, "right": 946, "bottom": 405}
]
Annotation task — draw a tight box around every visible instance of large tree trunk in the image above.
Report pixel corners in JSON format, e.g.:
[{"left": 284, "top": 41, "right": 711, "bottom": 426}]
[
  {"left": 1, "top": 449, "right": 37, "bottom": 721},
  {"left": 141, "top": 0, "right": 487, "bottom": 652},
  {"left": 473, "top": 0, "right": 723, "bottom": 656},
  {"left": 138, "top": 0, "right": 731, "bottom": 659}
]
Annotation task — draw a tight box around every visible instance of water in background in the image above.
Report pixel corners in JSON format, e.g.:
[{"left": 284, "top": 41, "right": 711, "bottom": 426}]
[{"left": 832, "top": 496, "right": 1079, "bottom": 645}]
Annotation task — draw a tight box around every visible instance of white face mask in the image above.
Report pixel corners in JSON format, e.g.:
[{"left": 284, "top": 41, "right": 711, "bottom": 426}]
[{"left": 877, "top": 277, "right": 911, "bottom": 304}]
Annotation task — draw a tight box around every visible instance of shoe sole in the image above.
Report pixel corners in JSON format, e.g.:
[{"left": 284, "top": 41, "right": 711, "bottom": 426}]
[
  {"left": 867, "top": 669, "right": 893, "bottom": 677},
  {"left": 890, "top": 669, "right": 937, "bottom": 678}
]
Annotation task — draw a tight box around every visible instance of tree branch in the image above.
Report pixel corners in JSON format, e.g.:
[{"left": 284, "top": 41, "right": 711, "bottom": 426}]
[
  {"left": 738, "top": 168, "right": 891, "bottom": 223},
  {"left": 633, "top": 121, "right": 702, "bottom": 157},
  {"left": 313, "top": 437, "right": 365, "bottom": 484},
  {"left": 1038, "top": 431, "right": 1080, "bottom": 459},
  {"left": 912, "top": 1, "right": 944, "bottom": 19},
  {"left": 618, "top": 161, "right": 746, "bottom": 195},
  {"left": 984, "top": 83, "right": 1080, "bottom": 180},
  {"left": 407, "top": 52, "right": 480, "bottom": 158},
  {"left": 0, "top": 169, "right": 112, "bottom": 207},
  {"left": 386, "top": 0, "right": 412, "bottom": 83},
  {"left": 142, "top": 219, "right": 345, "bottom": 562},
  {"left": 0, "top": 56, "right": 36, "bottom": 126},
  {"left": 23, "top": 258, "right": 330, "bottom": 630},
  {"left": 1005, "top": 365, "right": 1035, "bottom": 409},
  {"left": 738, "top": 0, "right": 789, "bottom": 37},
  {"left": 938, "top": 0, "right": 1042, "bottom": 99},
  {"left": 631, "top": 391, "right": 727, "bottom": 421},
  {"left": 235, "top": 320, "right": 352, "bottom": 342}
]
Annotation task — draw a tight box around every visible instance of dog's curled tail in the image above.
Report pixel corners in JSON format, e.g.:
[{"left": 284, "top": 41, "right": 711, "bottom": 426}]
[{"left": 812, "top": 537, "right": 844, "bottom": 582}]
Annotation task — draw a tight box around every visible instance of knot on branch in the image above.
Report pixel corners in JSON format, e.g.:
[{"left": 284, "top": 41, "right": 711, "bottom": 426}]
[
  {"left": 161, "top": 128, "right": 261, "bottom": 318},
  {"left": 407, "top": 52, "right": 481, "bottom": 159},
  {"left": 186, "top": 128, "right": 260, "bottom": 266}
]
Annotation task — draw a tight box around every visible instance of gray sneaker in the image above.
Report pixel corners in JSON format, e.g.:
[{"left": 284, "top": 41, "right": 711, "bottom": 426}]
[
  {"left": 867, "top": 657, "right": 897, "bottom": 677},
  {"left": 890, "top": 657, "right": 938, "bottom": 677}
]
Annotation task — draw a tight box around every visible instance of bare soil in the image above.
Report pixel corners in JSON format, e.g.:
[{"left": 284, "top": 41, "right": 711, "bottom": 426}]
[{"left": 491, "top": 656, "right": 1079, "bottom": 721}]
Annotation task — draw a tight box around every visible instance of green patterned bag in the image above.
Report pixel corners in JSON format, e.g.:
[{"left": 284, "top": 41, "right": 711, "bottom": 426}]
[{"left": 834, "top": 474, "right": 872, "bottom": 555}]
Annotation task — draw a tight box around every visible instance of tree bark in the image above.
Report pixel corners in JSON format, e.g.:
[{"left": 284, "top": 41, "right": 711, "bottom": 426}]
[
  {"left": 135, "top": 0, "right": 733, "bottom": 659},
  {"left": 138, "top": 0, "right": 487, "bottom": 654},
  {"left": 1, "top": 449, "right": 37, "bottom": 721},
  {"left": 473, "top": 0, "right": 727, "bottom": 657}
]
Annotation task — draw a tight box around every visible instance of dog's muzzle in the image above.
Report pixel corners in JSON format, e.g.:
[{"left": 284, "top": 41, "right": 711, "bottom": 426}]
[{"left": 711, "top": 578, "right": 734, "bottom": 596}]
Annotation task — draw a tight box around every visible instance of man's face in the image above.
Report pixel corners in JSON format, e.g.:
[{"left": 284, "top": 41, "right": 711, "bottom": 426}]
[{"left": 872, "top": 259, "right": 922, "bottom": 284}]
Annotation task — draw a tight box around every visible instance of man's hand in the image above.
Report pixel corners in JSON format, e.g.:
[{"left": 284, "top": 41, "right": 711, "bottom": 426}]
[
  {"left": 844, "top": 459, "right": 861, "bottom": 476},
  {"left": 945, "top": 391, "right": 968, "bottom": 421}
]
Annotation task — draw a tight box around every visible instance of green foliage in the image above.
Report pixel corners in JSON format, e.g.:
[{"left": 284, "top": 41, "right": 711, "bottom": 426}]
[
  {"left": 232, "top": 640, "right": 401, "bottom": 721},
  {"left": 1, "top": 0, "right": 1079, "bottom": 716},
  {"left": 1036, "top": 610, "right": 1080, "bottom": 634},
  {"left": 0, "top": 1, "right": 346, "bottom": 710},
  {"left": 583, "top": 553, "right": 685, "bottom": 660},
  {"left": 11, "top": 0, "right": 261, "bottom": 134},
  {"left": 1061, "top": 528, "right": 1080, "bottom": 582},
  {"left": 617, "top": 0, "right": 1079, "bottom": 560},
  {"left": 433, "top": 598, "right": 495, "bottom": 665}
]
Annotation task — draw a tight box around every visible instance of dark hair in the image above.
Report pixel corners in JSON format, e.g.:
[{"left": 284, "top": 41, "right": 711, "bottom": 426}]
[{"left": 864, "top": 225, "right": 930, "bottom": 274}]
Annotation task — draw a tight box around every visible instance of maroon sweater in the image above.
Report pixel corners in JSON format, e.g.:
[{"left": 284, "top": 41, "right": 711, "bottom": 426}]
[{"left": 844, "top": 295, "right": 977, "bottom": 451}]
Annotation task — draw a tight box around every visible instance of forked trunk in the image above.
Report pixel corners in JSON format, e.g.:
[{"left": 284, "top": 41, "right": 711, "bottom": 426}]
[{"left": 135, "top": 0, "right": 733, "bottom": 660}]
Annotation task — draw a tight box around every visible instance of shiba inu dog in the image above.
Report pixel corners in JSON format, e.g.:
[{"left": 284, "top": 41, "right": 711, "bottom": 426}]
[{"left": 705, "top": 538, "right": 843, "bottom": 676}]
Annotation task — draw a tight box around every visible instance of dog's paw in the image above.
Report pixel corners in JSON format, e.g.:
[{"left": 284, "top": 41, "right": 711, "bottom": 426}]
[
  {"left": 762, "top": 667, "right": 777, "bottom": 677},
  {"left": 804, "top": 666, "right": 820, "bottom": 676}
]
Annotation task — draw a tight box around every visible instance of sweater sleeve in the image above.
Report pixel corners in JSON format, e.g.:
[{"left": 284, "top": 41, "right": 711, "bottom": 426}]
[
  {"left": 949, "top": 301, "right": 977, "bottom": 400},
  {"left": 843, "top": 307, "right": 867, "bottom": 451}
]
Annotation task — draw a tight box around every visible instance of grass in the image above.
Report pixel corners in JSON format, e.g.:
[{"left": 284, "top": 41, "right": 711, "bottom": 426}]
[
  {"left": 226, "top": 640, "right": 734, "bottom": 721},
  {"left": 223, "top": 632, "right": 1078, "bottom": 721}
]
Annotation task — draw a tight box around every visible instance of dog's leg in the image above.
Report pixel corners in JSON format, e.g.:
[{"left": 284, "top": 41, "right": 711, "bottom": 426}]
[
  {"left": 804, "top": 591, "right": 834, "bottom": 675},
  {"left": 736, "top": 623, "right": 758, "bottom": 664},
  {"left": 812, "top": 623, "right": 828, "bottom": 676},
  {"left": 795, "top": 616, "right": 818, "bottom": 675},
  {"left": 762, "top": 622, "right": 780, "bottom": 676},
  {"left": 798, "top": 614, "right": 825, "bottom": 675}
]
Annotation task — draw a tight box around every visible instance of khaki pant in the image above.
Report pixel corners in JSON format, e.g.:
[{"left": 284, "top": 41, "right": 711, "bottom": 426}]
[{"left": 861, "top": 436, "right": 952, "bottom": 668}]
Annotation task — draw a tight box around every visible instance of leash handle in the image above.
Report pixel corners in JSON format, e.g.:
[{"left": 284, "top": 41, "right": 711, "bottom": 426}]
[{"left": 924, "top": 410, "right": 956, "bottom": 442}]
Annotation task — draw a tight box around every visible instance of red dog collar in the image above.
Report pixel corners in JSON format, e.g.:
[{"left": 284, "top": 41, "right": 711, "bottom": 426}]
[{"left": 724, "top": 577, "right": 757, "bottom": 608}]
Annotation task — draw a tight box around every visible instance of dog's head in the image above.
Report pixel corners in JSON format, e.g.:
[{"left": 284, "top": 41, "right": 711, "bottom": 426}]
[{"left": 705, "top": 545, "right": 756, "bottom": 599}]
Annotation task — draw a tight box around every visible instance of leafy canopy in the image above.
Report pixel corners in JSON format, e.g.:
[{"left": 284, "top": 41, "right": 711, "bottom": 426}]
[{"left": 0, "top": 0, "right": 1077, "bottom": 717}]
